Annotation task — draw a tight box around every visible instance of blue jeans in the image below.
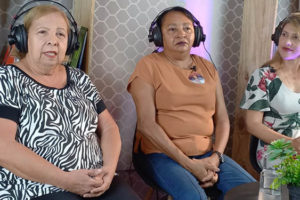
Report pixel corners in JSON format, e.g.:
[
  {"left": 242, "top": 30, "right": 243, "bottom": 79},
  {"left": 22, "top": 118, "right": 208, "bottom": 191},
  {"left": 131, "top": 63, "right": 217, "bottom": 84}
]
[{"left": 144, "top": 152, "right": 256, "bottom": 200}]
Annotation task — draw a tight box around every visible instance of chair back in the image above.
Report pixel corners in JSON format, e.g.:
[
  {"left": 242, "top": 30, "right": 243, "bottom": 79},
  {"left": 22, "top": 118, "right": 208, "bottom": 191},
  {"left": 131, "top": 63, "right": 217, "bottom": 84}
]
[
  {"left": 249, "top": 135, "right": 262, "bottom": 173},
  {"left": 132, "top": 132, "right": 165, "bottom": 191}
]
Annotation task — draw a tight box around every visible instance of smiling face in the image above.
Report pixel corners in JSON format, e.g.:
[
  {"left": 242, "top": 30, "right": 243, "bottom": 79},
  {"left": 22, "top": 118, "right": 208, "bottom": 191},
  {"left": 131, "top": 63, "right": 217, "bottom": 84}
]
[
  {"left": 278, "top": 23, "right": 300, "bottom": 60},
  {"left": 25, "top": 12, "right": 68, "bottom": 67},
  {"left": 160, "top": 11, "right": 195, "bottom": 54}
]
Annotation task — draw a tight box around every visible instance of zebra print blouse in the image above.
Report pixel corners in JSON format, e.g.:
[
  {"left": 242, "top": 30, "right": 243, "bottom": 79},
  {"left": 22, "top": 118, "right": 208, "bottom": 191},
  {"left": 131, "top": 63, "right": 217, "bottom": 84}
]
[{"left": 0, "top": 65, "right": 106, "bottom": 200}]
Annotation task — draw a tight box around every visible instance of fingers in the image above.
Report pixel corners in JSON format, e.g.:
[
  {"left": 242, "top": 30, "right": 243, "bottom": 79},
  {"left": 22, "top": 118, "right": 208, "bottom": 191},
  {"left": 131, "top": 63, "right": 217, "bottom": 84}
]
[
  {"left": 201, "top": 170, "right": 214, "bottom": 182},
  {"left": 291, "top": 139, "right": 300, "bottom": 154},
  {"left": 82, "top": 172, "right": 113, "bottom": 198},
  {"left": 87, "top": 169, "right": 102, "bottom": 178},
  {"left": 83, "top": 192, "right": 104, "bottom": 198},
  {"left": 90, "top": 183, "right": 108, "bottom": 194},
  {"left": 200, "top": 173, "right": 218, "bottom": 188},
  {"left": 82, "top": 182, "right": 109, "bottom": 198},
  {"left": 205, "top": 163, "right": 220, "bottom": 172},
  {"left": 200, "top": 181, "right": 214, "bottom": 188}
]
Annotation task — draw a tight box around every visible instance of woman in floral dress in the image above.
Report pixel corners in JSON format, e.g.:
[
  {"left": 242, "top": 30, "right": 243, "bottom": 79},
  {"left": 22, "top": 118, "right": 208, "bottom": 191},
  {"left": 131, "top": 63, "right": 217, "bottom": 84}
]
[{"left": 240, "top": 13, "right": 300, "bottom": 168}]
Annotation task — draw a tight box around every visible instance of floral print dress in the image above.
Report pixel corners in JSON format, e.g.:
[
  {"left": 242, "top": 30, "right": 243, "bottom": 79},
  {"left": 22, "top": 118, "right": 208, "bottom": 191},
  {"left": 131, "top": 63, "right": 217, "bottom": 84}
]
[{"left": 240, "top": 65, "right": 300, "bottom": 168}]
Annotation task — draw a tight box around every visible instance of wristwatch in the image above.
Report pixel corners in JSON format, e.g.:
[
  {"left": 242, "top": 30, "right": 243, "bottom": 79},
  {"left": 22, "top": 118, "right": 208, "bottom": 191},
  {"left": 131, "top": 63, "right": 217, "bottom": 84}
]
[{"left": 212, "top": 151, "right": 224, "bottom": 163}]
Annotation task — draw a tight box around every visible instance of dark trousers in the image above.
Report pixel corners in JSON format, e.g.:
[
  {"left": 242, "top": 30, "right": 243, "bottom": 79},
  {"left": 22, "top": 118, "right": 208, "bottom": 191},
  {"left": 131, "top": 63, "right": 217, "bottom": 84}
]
[{"left": 32, "top": 176, "right": 141, "bottom": 200}]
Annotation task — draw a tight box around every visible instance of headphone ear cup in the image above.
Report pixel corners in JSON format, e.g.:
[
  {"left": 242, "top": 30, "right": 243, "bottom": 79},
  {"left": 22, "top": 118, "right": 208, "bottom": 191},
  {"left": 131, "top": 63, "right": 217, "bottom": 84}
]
[
  {"left": 193, "top": 26, "right": 201, "bottom": 47},
  {"left": 9, "top": 25, "right": 28, "bottom": 53},
  {"left": 66, "top": 30, "right": 79, "bottom": 55},
  {"left": 271, "top": 26, "right": 281, "bottom": 46},
  {"left": 152, "top": 26, "right": 163, "bottom": 47},
  {"left": 193, "top": 25, "right": 205, "bottom": 47}
]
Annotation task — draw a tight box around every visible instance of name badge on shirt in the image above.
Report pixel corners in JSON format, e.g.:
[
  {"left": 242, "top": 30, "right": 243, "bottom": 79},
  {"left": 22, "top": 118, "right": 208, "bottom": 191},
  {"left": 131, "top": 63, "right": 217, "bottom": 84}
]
[{"left": 188, "top": 71, "right": 205, "bottom": 84}]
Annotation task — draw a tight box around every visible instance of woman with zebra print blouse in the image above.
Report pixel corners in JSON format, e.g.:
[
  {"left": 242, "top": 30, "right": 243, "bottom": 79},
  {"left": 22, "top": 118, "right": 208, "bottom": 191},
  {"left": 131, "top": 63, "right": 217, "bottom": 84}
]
[{"left": 0, "top": 3, "right": 140, "bottom": 200}]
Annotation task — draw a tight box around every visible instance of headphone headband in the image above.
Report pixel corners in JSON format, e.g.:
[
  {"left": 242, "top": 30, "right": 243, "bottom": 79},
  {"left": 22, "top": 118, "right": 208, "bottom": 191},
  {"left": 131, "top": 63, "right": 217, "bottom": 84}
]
[
  {"left": 8, "top": 0, "right": 79, "bottom": 55},
  {"left": 148, "top": 6, "right": 206, "bottom": 47},
  {"left": 271, "top": 12, "right": 300, "bottom": 46}
]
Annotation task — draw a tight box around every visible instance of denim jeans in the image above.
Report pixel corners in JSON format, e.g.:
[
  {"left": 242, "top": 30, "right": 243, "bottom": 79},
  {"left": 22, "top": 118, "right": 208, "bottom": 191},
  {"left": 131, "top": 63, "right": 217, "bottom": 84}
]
[{"left": 144, "top": 152, "right": 256, "bottom": 200}]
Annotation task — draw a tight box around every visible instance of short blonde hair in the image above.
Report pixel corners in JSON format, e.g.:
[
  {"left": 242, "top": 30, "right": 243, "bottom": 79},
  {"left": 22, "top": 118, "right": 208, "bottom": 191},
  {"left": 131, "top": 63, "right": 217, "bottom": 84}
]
[
  {"left": 263, "top": 12, "right": 300, "bottom": 69},
  {"left": 13, "top": 4, "right": 70, "bottom": 59}
]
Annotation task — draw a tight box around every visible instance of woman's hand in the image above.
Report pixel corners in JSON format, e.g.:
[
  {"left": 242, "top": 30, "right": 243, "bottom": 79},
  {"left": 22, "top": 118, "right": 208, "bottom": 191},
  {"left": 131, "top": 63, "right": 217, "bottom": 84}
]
[
  {"left": 62, "top": 169, "right": 103, "bottom": 196},
  {"left": 292, "top": 137, "right": 300, "bottom": 154},
  {"left": 187, "top": 158, "right": 219, "bottom": 182},
  {"left": 198, "top": 155, "right": 220, "bottom": 187},
  {"left": 200, "top": 172, "right": 218, "bottom": 188},
  {"left": 82, "top": 167, "right": 115, "bottom": 198}
]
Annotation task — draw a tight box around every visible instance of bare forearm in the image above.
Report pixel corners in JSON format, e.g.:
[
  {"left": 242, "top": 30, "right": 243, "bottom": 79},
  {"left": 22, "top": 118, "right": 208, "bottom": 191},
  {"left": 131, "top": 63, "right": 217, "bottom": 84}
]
[
  {"left": 138, "top": 122, "right": 191, "bottom": 168},
  {"left": 0, "top": 140, "right": 66, "bottom": 188},
  {"left": 100, "top": 124, "right": 121, "bottom": 172},
  {"left": 245, "top": 110, "right": 292, "bottom": 143},
  {"left": 246, "top": 122, "right": 291, "bottom": 143},
  {"left": 213, "top": 121, "right": 230, "bottom": 153}
]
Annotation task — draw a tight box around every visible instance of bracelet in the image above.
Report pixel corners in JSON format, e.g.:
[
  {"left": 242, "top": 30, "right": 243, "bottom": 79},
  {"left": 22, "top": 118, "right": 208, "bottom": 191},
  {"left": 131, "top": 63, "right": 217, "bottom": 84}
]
[{"left": 212, "top": 151, "right": 224, "bottom": 163}]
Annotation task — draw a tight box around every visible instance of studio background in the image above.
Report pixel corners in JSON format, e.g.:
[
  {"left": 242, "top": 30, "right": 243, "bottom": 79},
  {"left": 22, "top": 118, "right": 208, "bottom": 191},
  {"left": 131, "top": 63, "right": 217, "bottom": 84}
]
[{"left": 0, "top": 0, "right": 298, "bottom": 198}]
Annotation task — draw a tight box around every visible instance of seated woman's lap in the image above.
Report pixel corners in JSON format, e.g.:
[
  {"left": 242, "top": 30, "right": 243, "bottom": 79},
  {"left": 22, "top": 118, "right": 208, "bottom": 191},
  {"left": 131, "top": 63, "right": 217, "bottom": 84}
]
[
  {"left": 32, "top": 176, "right": 141, "bottom": 200},
  {"left": 145, "top": 152, "right": 256, "bottom": 200},
  {"left": 145, "top": 153, "right": 207, "bottom": 200},
  {"left": 215, "top": 154, "right": 256, "bottom": 193}
]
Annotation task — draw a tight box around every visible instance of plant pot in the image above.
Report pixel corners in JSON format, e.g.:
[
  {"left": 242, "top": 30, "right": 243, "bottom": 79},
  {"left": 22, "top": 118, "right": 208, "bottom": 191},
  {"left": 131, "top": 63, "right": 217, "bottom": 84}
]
[{"left": 287, "top": 185, "right": 300, "bottom": 200}]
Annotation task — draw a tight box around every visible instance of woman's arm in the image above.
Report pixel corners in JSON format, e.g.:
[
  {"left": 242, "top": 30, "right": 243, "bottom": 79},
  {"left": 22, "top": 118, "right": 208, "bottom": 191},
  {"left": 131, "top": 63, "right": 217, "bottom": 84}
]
[
  {"left": 245, "top": 110, "right": 300, "bottom": 153},
  {"left": 85, "top": 109, "right": 121, "bottom": 198},
  {"left": 199, "top": 76, "right": 230, "bottom": 187},
  {"left": 245, "top": 110, "right": 292, "bottom": 143},
  {"left": 128, "top": 77, "right": 218, "bottom": 181},
  {"left": 213, "top": 76, "right": 230, "bottom": 155},
  {"left": 98, "top": 109, "right": 121, "bottom": 175},
  {"left": 0, "top": 118, "right": 102, "bottom": 196}
]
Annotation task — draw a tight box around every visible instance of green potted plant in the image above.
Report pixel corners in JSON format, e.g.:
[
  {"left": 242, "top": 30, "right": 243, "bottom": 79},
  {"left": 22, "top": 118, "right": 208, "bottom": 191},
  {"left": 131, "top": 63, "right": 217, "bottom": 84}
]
[{"left": 267, "top": 139, "right": 300, "bottom": 200}]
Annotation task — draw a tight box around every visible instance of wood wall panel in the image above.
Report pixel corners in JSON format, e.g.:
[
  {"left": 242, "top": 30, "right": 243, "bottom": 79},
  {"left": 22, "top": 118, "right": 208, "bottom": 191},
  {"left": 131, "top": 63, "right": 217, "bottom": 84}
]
[
  {"left": 231, "top": 0, "right": 278, "bottom": 179},
  {"left": 72, "top": 0, "right": 95, "bottom": 73}
]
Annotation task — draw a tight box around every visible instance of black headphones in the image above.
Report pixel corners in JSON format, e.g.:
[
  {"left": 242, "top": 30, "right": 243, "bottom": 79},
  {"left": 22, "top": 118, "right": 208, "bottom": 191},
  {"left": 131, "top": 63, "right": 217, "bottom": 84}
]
[
  {"left": 271, "top": 18, "right": 286, "bottom": 46},
  {"left": 8, "top": 0, "right": 79, "bottom": 55},
  {"left": 148, "top": 6, "right": 206, "bottom": 47},
  {"left": 271, "top": 12, "right": 300, "bottom": 46}
]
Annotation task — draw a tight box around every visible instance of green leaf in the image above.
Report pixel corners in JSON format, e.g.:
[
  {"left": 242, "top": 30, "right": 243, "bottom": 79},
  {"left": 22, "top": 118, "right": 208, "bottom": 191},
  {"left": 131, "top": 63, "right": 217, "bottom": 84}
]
[
  {"left": 249, "top": 94, "right": 256, "bottom": 99},
  {"left": 264, "top": 111, "right": 281, "bottom": 119},
  {"left": 248, "top": 99, "right": 269, "bottom": 110},
  {"left": 282, "top": 129, "right": 292, "bottom": 137},
  {"left": 268, "top": 79, "right": 282, "bottom": 102},
  {"left": 251, "top": 85, "right": 257, "bottom": 91}
]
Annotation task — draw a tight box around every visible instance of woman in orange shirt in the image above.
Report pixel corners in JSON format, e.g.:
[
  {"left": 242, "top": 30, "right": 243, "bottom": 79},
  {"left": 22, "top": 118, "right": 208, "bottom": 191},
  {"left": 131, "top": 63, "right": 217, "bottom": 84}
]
[{"left": 128, "top": 6, "right": 255, "bottom": 200}]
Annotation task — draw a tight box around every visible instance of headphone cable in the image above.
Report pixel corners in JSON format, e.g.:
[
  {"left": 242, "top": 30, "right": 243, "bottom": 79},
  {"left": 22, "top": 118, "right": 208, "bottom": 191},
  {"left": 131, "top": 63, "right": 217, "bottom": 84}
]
[{"left": 202, "top": 42, "right": 217, "bottom": 70}]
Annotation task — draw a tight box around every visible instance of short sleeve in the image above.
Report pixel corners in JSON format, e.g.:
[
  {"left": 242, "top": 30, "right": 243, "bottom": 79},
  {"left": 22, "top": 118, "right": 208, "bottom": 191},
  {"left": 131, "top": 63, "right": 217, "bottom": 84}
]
[
  {"left": 240, "top": 67, "right": 271, "bottom": 112},
  {"left": 0, "top": 67, "right": 21, "bottom": 122},
  {"left": 78, "top": 71, "right": 106, "bottom": 114},
  {"left": 127, "top": 55, "right": 159, "bottom": 91}
]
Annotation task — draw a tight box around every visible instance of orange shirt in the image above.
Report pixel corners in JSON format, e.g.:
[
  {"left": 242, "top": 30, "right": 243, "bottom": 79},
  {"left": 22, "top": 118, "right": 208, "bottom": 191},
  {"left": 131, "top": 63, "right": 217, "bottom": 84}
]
[{"left": 128, "top": 52, "right": 218, "bottom": 156}]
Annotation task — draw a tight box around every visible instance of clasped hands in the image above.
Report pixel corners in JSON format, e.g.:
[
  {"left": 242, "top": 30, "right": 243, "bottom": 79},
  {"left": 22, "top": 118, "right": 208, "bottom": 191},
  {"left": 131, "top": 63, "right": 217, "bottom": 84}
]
[
  {"left": 64, "top": 166, "right": 114, "bottom": 198},
  {"left": 188, "top": 156, "right": 220, "bottom": 188}
]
